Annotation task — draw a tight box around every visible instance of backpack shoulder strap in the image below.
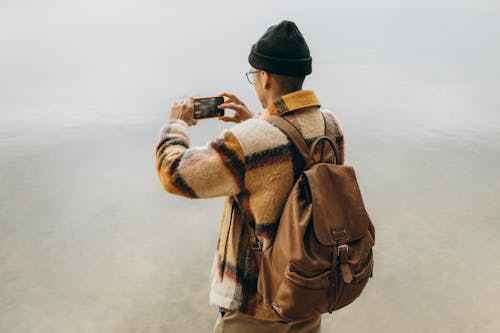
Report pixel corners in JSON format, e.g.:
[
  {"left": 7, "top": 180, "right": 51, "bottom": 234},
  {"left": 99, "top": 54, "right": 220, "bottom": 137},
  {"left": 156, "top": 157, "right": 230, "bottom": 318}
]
[
  {"left": 322, "top": 112, "right": 335, "bottom": 139},
  {"left": 321, "top": 112, "right": 341, "bottom": 164},
  {"left": 266, "top": 115, "right": 310, "bottom": 164}
]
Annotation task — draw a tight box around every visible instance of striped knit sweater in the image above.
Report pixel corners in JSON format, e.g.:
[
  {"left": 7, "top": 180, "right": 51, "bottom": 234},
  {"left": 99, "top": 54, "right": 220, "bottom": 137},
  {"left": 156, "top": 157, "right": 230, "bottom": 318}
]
[{"left": 155, "top": 90, "right": 344, "bottom": 320}]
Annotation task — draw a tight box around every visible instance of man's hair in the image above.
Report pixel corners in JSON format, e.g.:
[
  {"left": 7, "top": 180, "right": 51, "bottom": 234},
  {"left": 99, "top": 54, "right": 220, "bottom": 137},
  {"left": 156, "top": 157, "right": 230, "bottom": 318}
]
[{"left": 270, "top": 74, "right": 305, "bottom": 94}]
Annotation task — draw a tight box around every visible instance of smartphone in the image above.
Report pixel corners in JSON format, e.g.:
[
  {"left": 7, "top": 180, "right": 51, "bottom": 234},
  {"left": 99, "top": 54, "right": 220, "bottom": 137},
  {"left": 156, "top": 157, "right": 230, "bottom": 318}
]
[{"left": 193, "top": 96, "right": 225, "bottom": 119}]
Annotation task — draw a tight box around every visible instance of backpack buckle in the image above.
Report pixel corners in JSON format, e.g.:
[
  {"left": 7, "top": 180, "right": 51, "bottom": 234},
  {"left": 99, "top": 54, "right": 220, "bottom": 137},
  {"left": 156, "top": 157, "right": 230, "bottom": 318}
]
[
  {"left": 338, "top": 244, "right": 349, "bottom": 262},
  {"left": 338, "top": 245, "right": 353, "bottom": 283}
]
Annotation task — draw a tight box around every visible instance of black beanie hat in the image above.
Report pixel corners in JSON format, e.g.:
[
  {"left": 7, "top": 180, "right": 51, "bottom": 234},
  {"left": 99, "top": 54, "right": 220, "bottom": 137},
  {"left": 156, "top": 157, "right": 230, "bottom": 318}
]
[{"left": 248, "top": 20, "right": 312, "bottom": 76}]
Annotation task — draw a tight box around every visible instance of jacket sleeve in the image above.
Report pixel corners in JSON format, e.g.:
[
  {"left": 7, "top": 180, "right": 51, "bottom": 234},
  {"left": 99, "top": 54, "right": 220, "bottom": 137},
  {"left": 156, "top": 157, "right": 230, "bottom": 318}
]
[{"left": 155, "top": 120, "right": 246, "bottom": 199}]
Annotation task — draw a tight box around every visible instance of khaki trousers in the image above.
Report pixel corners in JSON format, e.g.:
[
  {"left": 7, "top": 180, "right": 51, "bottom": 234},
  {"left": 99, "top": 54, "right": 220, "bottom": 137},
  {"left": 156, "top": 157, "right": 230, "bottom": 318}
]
[{"left": 212, "top": 310, "right": 321, "bottom": 333}]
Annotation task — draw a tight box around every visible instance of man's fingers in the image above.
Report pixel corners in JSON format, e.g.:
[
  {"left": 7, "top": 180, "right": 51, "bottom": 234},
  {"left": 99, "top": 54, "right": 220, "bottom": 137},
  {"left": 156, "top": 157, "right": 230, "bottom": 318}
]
[
  {"left": 218, "top": 116, "right": 237, "bottom": 123},
  {"left": 219, "top": 102, "right": 246, "bottom": 112},
  {"left": 217, "top": 92, "right": 236, "bottom": 99},
  {"left": 219, "top": 98, "right": 234, "bottom": 105},
  {"left": 217, "top": 92, "right": 241, "bottom": 104}
]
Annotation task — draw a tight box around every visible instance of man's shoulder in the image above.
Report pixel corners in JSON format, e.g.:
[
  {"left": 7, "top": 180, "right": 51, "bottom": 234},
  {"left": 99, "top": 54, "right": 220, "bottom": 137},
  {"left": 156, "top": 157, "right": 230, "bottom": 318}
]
[
  {"left": 320, "top": 107, "right": 341, "bottom": 123},
  {"left": 227, "top": 117, "right": 289, "bottom": 157},
  {"left": 320, "top": 107, "right": 344, "bottom": 134}
]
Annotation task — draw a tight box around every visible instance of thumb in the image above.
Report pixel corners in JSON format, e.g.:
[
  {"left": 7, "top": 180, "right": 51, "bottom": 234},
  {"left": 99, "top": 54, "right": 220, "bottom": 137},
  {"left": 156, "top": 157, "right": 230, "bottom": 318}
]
[{"left": 218, "top": 116, "right": 238, "bottom": 123}]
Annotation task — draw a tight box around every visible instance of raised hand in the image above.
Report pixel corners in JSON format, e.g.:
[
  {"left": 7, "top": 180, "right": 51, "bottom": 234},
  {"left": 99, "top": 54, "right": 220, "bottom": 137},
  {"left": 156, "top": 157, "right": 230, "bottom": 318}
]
[
  {"left": 169, "top": 97, "right": 198, "bottom": 126},
  {"left": 217, "top": 92, "right": 253, "bottom": 123}
]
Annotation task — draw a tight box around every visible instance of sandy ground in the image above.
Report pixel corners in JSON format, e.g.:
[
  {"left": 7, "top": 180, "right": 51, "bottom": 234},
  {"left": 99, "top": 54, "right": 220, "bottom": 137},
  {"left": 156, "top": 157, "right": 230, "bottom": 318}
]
[{"left": 1, "top": 2, "right": 500, "bottom": 332}]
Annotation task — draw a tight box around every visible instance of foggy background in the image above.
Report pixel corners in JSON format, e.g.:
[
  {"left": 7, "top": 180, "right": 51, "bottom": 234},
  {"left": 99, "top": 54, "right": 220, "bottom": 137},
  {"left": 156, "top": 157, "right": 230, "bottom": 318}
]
[{"left": 1, "top": 0, "right": 500, "bottom": 332}]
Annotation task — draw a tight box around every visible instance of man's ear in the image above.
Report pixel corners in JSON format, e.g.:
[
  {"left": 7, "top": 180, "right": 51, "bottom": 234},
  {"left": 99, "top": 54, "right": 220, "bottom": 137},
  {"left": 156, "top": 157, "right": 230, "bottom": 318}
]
[{"left": 261, "top": 71, "right": 271, "bottom": 90}]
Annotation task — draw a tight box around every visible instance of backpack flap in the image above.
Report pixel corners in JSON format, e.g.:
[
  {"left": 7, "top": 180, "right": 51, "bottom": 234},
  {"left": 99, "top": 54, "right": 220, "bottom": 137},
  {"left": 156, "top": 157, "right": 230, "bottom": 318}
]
[{"left": 304, "top": 163, "right": 371, "bottom": 245}]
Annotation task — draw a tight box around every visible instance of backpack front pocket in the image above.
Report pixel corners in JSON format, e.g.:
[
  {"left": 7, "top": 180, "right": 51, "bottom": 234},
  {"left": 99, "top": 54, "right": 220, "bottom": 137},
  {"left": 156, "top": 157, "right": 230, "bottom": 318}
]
[{"left": 272, "top": 265, "right": 331, "bottom": 321}]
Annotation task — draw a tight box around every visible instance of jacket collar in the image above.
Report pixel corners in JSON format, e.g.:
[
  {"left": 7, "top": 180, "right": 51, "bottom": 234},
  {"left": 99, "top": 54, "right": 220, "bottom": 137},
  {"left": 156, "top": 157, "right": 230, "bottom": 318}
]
[{"left": 264, "top": 90, "right": 321, "bottom": 116}]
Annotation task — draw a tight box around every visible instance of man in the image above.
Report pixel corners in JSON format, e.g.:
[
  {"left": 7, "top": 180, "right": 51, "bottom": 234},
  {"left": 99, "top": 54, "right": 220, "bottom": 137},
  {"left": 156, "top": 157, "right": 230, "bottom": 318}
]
[{"left": 155, "top": 20, "right": 344, "bottom": 332}]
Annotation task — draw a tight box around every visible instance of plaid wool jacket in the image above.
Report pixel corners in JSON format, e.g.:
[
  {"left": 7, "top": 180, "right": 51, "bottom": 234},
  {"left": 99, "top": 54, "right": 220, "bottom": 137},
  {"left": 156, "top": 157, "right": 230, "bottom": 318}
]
[{"left": 155, "top": 90, "right": 345, "bottom": 320}]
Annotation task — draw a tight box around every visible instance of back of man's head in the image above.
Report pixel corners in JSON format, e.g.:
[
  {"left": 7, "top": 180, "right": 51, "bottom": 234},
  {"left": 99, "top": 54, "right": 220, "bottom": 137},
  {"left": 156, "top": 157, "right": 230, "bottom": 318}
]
[{"left": 249, "top": 20, "right": 311, "bottom": 93}]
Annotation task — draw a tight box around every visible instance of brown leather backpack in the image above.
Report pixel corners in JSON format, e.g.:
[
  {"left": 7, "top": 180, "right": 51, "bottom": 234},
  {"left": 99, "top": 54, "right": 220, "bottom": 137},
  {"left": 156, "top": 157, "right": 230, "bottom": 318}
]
[{"left": 256, "top": 113, "right": 375, "bottom": 322}]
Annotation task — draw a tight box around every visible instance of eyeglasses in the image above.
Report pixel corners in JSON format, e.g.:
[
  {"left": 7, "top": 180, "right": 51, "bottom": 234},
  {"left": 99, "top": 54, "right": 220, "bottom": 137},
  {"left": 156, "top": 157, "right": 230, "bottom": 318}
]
[{"left": 245, "top": 70, "right": 262, "bottom": 85}]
